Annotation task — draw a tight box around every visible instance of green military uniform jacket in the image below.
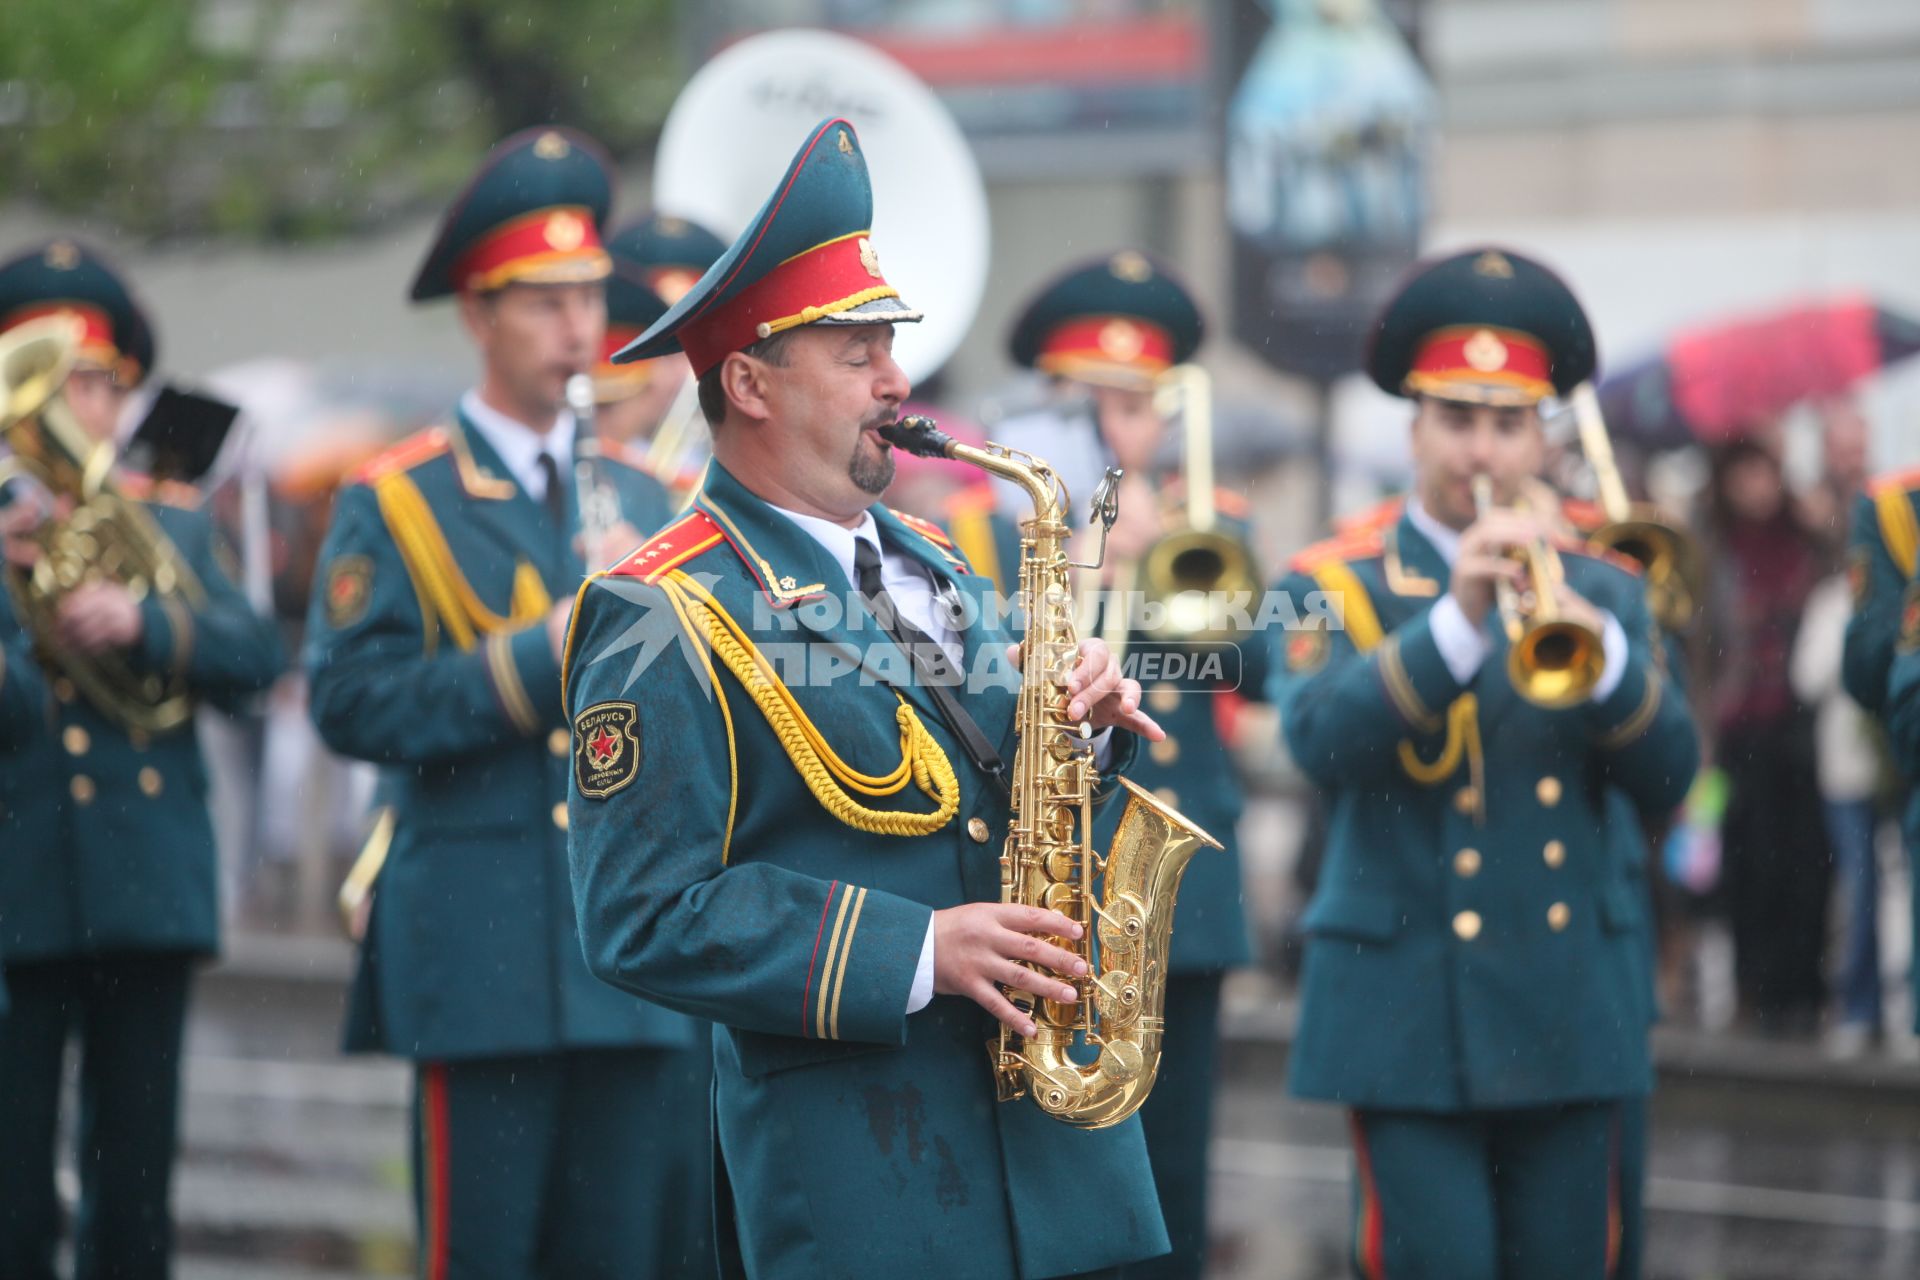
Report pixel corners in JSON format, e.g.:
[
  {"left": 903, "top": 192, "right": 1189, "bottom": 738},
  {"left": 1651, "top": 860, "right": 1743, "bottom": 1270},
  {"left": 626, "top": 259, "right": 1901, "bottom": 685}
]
[
  {"left": 948, "top": 489, "right": 1264, "bottom": 973},
  {"left": 564, "top": 462, "right": 1168, "bottom": 1279},
  {"left": 1269, "top": 508, "right": 1697, "bottom": 1111},
  {"left": 303, "top": 409, "right": 691, "bottom": 1060},
  {"left": 1845, "top": 468, "right": 1920, "bottom": 1033},
  {"left": 0, "top": 486, "right": 283, "bottom": 961}
]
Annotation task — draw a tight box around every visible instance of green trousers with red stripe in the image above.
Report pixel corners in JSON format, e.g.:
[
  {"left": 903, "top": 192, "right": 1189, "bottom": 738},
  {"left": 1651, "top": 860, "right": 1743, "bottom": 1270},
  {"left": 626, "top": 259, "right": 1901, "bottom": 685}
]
[
  {"left": 1347, "top": 1102, "right": 1627, "bottom": 1280},
  {"left": 410, "top": 1045, "right": 716, "bottom": 1280}
]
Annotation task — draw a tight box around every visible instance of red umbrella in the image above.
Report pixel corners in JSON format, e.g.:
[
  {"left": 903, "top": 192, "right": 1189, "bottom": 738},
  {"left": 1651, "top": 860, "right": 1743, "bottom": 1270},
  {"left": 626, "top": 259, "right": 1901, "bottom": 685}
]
[{"left": 1598, "top": 297, "right": 1920, "bottom": 449}]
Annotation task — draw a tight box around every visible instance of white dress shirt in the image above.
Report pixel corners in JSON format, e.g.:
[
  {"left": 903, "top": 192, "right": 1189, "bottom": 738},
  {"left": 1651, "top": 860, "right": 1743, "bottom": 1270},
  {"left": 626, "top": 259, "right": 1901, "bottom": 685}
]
[
  {"left": 768, "top": 501, "right": 1112, "bottom": 1017},
  {"left": 1406, "top": 495, "right": 1627, "bottom": 699},
  {"left": 460, "top": 390, "right": 574, "bottom": 502}
]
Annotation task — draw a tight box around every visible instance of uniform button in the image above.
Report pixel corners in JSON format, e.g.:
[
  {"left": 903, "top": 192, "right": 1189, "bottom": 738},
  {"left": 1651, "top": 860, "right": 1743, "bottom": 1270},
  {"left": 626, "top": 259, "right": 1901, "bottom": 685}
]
[
  {"left": 1147, "top": 684, "right": 1181, "bottom": 713},
  {"left": 1536, "top": 776, "right": 1563, "bottom": 808},
  {"left": 1453, "top": 848, "right": 1481, "bottom": 878},
  {"left": 967, "top": 816, "right": 991, "bottom": 844},
  {"left": 1543, "top": 840, "right": 1567, "bottom": 869},
  {"left": 1547, "top": 902, "right": 1571, "bottom": 932},
  {"left": 63, "top": 725, "right": 90, "bottom": 756},
  {"left": 1154, "top": 787, "right": 1180, "bottom": 809},
  {"left": 1149, "top": 736, "right": 1180, "bottom": 765},
  {"left": 551, "top": 803, "right": 569, "bottom": 831},
  {"left": 138, "top": 767, "right": 164, "bottom": 798},
  {"left": 1453, "top": 786, "right": 1478, "bottom": 815},
  {"left": 70, "top": 775, "right": 96, "bottom": 805},
  {"left": 1453, "top": 910, "right": 1482, "bottom": 941},
  {"left": 53, "top": 677, "right": 76, "bottom": 703},
  {"left": 548, "top": 729, "right": 570, "bottom": 757}
]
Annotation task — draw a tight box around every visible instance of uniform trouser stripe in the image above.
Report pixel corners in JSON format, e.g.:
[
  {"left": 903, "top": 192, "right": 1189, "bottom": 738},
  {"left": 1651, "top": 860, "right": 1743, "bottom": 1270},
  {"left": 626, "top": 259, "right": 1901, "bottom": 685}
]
[
  {"left": 1349, "top": 1112, "right": 1386, "bottom": 1280},
  {"left": 421, "top": 1064, "right": 451, "bottom": 1280}
]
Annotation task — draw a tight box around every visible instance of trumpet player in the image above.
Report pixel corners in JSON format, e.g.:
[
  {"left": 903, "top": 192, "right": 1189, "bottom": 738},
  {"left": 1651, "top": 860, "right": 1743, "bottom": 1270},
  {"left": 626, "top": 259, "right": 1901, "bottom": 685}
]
[
  {"left": 301, "top": 129, "right": 711, "bottom": 1277},
  {"left": 949, "top": 251, "right": 1268, "bottom": 1280},
  {"left": 0, "top": 241, "right": 283, "bottom": 1277},
  {"left": 565, "top": 119, "right": 1174, "bottom": 1278},
  {"left": 1269, "top": 248, "right": 1698, "bottom": 1279}
]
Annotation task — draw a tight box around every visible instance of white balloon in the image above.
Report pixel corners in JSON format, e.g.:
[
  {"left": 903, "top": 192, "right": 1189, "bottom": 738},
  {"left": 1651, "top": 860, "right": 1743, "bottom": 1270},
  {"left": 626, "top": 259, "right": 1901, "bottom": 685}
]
[{"left": 653, "top": 29, "right": 990, "bottom": 384}]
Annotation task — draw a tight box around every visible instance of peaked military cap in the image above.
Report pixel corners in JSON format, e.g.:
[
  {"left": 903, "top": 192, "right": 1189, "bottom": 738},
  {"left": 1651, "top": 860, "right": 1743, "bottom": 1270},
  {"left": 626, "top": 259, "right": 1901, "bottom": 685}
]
[
  {"left": 613, "top": 118, "right": 921, "bottom": 377},
  {"left": 1367, "top": 247, "right": 1597, "bottom": 406},
  {"left": 0, "top": 239, "right": 155, "bottom": 386},
  {"left": 1008, "top": 251, "right": 1204, "bottom": 390},
  {"left": 409, "top": 126, "right": 616, "bottom": 302},
  {"left": 593, "top": 213, "right": 729, "bottom": 401}
]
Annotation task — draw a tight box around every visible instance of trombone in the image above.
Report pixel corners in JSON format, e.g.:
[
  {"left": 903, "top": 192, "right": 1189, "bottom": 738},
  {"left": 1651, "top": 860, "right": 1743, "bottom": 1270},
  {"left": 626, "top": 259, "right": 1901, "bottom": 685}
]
[
  {"left": 1473, "top": 473, "right": 1606, "bottom": 709},
  {"left": 1133, "top": 364, "right": 1259, "bottom": 643},
  {"left": 1568, "top": 383, "right": 1696, "bottom": 631}
]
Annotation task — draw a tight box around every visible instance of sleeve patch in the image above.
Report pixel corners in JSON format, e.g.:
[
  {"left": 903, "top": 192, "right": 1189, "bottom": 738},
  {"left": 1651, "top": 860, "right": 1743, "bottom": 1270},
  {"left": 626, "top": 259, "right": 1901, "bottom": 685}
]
[
  {"left": 573, "top": 700, "right": 643, "bottom": 799},
  {"left": 1284, "top": 624, "right": 1330, "bottom": 673},
  {"left": 323, "top": 554, "right": 373, "bottom": 628}
]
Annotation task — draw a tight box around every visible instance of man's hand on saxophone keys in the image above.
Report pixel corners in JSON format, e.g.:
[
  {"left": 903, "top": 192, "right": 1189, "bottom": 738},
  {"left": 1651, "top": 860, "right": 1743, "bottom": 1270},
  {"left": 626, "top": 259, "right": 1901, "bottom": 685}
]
[
  {"left": 932, "top": 904, "right": 1088, "bottom": 1036},
  {"left": 1005, "top": 636, "right": 1165, "bottom": 740}
]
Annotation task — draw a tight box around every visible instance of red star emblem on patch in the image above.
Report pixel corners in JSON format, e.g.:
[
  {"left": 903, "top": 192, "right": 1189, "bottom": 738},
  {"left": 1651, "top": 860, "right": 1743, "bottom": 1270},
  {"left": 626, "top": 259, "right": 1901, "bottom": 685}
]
[{"left": 589, "top": 728, "right": 619, "bottom": 764}]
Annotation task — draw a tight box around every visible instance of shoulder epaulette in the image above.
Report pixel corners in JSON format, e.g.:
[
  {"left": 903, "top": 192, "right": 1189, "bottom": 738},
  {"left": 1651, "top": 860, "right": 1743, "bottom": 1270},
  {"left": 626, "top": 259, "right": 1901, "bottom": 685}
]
[
  {"left": 349, "top": 427, "right": 451, "bottom": 486},
  {"left": 889, "top": 508, "right": 956, "bottom": 550},
  {"left": 1161, "top": 476, "right": 1253, "bottom": 521},
  {"left": 1560, "top": 537, "right": 1645, "bottom": 578},
  {"left": 1869, "top": 465, "right": 1920, "bottom": 497},
  {"left": 1289, "top": 528, "right": 1384, "bottom": 574},
  {"left": 1560, "top": 497, "right": 1606, "bottom": 534},
  {"left": 598, "top": 438, "right": 662, "bottom": 476},
  {"left": 116, "top": 471, "right": 202, "bottom": 510},
  {"left": 1333, "top": 495, "right": 1404, "bottom": 536},
  {"left": 943, "top": 483, "right": 997, "bottom": 516},
  {"left": 607, "top": 509, "right": 725, "bottom": 583}
]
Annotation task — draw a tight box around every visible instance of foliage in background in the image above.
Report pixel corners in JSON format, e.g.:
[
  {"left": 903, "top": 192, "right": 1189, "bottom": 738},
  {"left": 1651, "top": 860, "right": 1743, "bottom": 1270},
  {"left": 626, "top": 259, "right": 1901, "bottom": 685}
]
[{"left": 0, "top": 0, "right": 683, "bottom": 243}]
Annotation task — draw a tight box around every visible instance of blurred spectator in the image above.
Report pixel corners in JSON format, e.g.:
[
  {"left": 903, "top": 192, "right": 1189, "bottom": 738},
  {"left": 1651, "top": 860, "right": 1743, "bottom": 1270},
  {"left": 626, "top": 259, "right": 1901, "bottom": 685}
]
[{"left": 1699, "top": 440, "right": 1832, "bottom": 1038}]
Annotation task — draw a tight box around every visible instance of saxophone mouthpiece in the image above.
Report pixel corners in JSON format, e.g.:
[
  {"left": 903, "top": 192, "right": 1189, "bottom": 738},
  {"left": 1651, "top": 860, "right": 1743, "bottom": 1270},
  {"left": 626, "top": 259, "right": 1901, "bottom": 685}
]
[{"left": 878, "top": 415, "right": 954, "bottom": 459}]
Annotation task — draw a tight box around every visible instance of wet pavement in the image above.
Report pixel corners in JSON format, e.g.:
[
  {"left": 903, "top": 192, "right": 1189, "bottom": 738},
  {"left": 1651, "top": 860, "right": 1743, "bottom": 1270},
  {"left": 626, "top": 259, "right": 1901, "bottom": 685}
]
[{"left": 126, "top": 963, "right": 1920, "bottom": 1278}]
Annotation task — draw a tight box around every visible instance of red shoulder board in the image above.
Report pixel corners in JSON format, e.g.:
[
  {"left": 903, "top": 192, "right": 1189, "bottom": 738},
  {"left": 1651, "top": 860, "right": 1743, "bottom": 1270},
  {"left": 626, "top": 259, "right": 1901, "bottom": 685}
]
[
  {"left": 1289, "top": 529, "right": 1384, "bottom": 574},
  {"left": 1333, "top": 495, "right": 1404, "bottom": 536},
  {"left": 599, "top": 438, "right": 659, "bottom": 475},
  {"left": 1870, "top": 465, "right": 1920, "bottom": 497},
  {"left": 943, "top": 483, "right": 997, "bottom": 516},
  {"left": 1211, "top": 487, "right": 1251, "bottom": 519},
  {"left": 608, "top": 510, "right": 725, "bottom": 583},
  {"left": 349, "top": 427, "right": 451, "bottom": 485},
  {"left": 1560, "top": 497, "right": 1606, "bottom": 534},
  {"left": 115, "top": 472, "right": 201, "bottom": 509},
  {"left": 890, "top": 509, "right": 956, "bottom": 550}
]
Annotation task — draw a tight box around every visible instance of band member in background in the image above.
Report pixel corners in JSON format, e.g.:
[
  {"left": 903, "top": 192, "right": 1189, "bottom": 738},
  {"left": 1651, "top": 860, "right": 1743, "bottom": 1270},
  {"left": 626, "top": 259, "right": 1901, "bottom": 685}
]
[
  {"left": 565, "top": 118, "right": 1172, "bottom": 1278},
  {"left": 592, "top": 212, "right": 726, "bottom": 463},
  {"left": 302, "top": 128, "right": 712, "bottom": 1277},
  {"left": 0, "top": 241, "right": 284, "bottom": 1277},
  {"left": 949, "top": 251, "right": 1267, "bottom": 1279},
  {"left": 1269, "top": 248, "right": 1698, "bottom": 1279}
]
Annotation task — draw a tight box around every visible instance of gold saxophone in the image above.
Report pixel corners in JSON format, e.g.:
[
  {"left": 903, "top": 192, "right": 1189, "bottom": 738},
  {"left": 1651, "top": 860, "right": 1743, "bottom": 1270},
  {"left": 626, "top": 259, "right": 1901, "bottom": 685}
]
[
  {"left": 882, "top": 416, "right": 1221, "bottom": 1129},
  {"left": 0, "top": 315, "right": 206, "bottom": 733}
]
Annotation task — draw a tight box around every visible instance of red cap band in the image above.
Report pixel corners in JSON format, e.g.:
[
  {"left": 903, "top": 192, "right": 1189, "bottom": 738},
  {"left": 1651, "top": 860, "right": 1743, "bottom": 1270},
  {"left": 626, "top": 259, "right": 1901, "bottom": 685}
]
[
  {"left": 1405, "top": 325, "right": 1553, "bottom": 404},
  {"left": 677, "top": 232, "right": 899, "bottom": 377},
  {"left": 452, "top": 205, "right": 610, "bottom": 295},
  {"left": 3, "top": 303, "right": 133, "bottom": 379},
  {"left": 1035, "top": 314, "right": 1175, "bottom": 384}
]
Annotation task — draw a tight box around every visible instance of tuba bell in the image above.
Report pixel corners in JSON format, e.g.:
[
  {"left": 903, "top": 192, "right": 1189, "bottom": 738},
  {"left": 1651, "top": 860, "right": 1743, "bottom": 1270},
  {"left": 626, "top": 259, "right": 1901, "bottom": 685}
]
[
  {"left": 0, "top": 315, "right": 206, "bottom": 733},
  {"left": 1134, "top": 365, "right": 1260, "bottom": 644},
  {"left": 1473, "top": 473, "right": 1606, "bottom": 709},
  {"left": 1568, "top": 383, "right": 1696, "bottom": 631}
]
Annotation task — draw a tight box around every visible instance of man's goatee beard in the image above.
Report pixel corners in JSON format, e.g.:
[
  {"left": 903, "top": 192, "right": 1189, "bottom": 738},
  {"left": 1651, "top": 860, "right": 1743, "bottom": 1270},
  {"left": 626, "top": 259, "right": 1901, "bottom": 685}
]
[{"left": 850, "top": 441, "right": 895, "bottom": 496}]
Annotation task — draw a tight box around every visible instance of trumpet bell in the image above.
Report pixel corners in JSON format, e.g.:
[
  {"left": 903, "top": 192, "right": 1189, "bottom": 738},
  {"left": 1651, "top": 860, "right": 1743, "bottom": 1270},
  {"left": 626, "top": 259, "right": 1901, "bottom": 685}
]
[
  {"left": 1140, "top": 527, "right": 1258, "bottom": 643},
  {"left": 1508, "top": 620, "right": 1606, "bottom": 709}
]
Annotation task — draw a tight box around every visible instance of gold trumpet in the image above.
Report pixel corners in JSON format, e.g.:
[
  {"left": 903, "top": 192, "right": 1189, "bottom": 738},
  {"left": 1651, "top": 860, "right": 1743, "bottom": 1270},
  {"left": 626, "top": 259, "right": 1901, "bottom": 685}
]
[
  {"left": 1568, "top": 383, "right": 1696, "bottom": 631},
  {"left": 0, "top": 315, "right": 206, "bottom": 733},
  {"left": 1134, "top": 364, "right": 1259, "bottom": 643},
  {"left": 1473, "top": 473, "right": 1605, "bottom": 709}
]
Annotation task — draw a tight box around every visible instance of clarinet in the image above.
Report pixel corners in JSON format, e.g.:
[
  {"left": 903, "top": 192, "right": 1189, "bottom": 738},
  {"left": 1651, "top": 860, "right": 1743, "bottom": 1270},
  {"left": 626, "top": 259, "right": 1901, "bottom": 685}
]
[{"left": 567, "top": 373, "right": 621, "bottom": 569}]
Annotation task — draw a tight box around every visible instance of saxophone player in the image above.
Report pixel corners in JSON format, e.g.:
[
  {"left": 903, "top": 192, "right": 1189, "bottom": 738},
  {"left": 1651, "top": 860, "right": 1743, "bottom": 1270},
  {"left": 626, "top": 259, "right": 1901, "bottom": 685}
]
[
  {"left": 564, "top": 118, "right": 1173, "bottom": 1278},
  {"left": 1269, "top": 248, "right": 1699, "bottom": 1279},
  {"left": 301, "top": 128, "right": 712, "bottom": 1277},
  {"left": 0, "top": 241, "right": 284, "bottom": 1276},
  {"left": 947, "top": 252, "right": 1268, "bottom": 1280}
]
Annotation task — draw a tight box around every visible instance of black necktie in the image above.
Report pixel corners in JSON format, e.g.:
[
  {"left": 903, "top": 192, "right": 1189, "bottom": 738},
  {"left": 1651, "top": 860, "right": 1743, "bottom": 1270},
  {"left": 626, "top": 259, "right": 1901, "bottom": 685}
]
[
  {"left": 853, "top": 536, "right": 1006, "bottom": 792},
  {"left": 536, "top": 451, "right": 567, "bottom": 528}
]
